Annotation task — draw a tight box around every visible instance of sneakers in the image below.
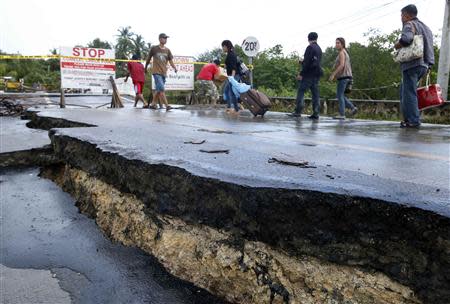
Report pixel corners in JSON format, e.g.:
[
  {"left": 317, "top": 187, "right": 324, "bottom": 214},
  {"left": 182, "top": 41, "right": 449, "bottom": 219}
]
[
  {"left": 308, "top": 115, "right": 319, "bottom": 120},
  {"left": 400, "top": 121, "right": 420, "bottom": 128},
  {"left": 351, "top": 107, "right": 358, "bottom": 116},
  {"left": 287, "top": 113, "right": 318, "bottom": 119},
  {"left": 287, "top": 112, "right": 301, "bottom": 117},
  {"left": 333, "top": 115, "right": 346, "bottom": 120}
]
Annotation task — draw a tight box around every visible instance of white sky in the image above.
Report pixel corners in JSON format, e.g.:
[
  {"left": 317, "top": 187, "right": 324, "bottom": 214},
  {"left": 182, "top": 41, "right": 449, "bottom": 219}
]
[{"left": 0, "top": 0, "right": 445, "bottom": 58}]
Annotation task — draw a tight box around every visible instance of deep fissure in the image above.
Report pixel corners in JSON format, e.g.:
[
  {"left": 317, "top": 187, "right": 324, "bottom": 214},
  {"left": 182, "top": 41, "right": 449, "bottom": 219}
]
[{"left": 1, "top": 113, "right": 449, "bottom": 304}]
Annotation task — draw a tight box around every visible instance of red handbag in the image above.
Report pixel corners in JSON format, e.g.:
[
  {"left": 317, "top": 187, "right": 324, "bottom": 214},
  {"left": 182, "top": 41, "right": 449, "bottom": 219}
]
[{"left": 417, "top": 74, "right": 445, "bottom": 111}]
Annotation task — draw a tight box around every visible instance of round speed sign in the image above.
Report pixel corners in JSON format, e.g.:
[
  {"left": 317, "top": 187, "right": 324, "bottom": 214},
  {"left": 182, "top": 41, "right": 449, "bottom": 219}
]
[{"left": 241, "top": 36, "right": 260, "bottom": 57}]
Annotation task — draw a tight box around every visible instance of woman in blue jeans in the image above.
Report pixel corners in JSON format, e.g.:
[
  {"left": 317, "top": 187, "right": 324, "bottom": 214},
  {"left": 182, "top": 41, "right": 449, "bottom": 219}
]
[
  {"left": 329, "top": 37, "right": 357, "bottom": 120},
  {"left": 221, "top": 40, "right": 240, "bottom": 113}
]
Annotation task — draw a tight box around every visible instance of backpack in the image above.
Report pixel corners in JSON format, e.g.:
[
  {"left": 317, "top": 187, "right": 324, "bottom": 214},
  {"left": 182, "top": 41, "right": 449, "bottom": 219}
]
[{"left": 237, "top": 57, "right": 251, "bottom": 84}]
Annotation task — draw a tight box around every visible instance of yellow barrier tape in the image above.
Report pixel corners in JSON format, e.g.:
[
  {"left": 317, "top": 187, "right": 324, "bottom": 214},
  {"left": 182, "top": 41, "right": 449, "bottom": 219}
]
[
  {"left": 0, "top": 55, "right": 213, "bottom": 65},
  {"left": 0, "top": 55, "right": 255, "bottom": 69}
]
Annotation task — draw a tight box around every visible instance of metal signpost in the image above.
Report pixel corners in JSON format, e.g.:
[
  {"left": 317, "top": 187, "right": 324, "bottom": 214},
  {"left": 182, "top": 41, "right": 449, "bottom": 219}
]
[{"left": 241, "top": 36, "right": 260, "bottom": 87}]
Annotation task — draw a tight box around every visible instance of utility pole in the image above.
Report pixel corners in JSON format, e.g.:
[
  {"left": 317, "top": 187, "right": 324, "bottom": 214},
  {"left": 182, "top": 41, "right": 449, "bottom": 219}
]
[{"left": 437, "top": 0, "right": 450, "bottom": 100}]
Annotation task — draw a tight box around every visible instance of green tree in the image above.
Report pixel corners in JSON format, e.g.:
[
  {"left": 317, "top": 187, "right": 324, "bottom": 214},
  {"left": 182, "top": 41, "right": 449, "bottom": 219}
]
[
  {"left": 115, "top": 26, "right": 134, "bottom": 59},
  {"left": 131, "top": 34, "right": 150, "bottom": 59},
  {"left": 47, "top": 48, "right": 60, "bottom": 72},
  {"left": 252, "top": 44, "right": 298, "bottom": 96},
  {"left": 197, "top": 47, "right": 224, "bottom": 63},
  {"left": 114, "top": 26, "right": 151, "bottom": 77},
  {"left": 87, "top": 38, "right": 112, "bottom": 49}
]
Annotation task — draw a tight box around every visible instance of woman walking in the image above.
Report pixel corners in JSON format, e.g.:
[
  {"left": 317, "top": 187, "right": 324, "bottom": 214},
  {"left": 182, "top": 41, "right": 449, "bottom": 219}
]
[
  {"left": 221, "top": 40, "right": 240, "bottom": 114},
  {"left": 329, "top": 37, "right": 357, "bottom": 120}
]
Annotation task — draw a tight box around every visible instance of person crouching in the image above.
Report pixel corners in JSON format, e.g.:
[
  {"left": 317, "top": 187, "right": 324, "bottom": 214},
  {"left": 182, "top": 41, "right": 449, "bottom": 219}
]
[{"left": 195, "top": 59, "right": 221, "bottom": 105}]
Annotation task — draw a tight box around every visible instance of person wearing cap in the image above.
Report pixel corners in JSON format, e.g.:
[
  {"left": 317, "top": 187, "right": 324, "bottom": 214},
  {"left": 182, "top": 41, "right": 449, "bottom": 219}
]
[
  {"left": 125, "top": 54, "right": 148, "bottom": 108},
  {"left": 145, "top": 33, "right": 178, "bottom": 111},
  {"left": 288, "top": 32, "right": 323, "bottom": 120},
  {"left": 195, "top": 59, "right": 221, "bottom": 105}
]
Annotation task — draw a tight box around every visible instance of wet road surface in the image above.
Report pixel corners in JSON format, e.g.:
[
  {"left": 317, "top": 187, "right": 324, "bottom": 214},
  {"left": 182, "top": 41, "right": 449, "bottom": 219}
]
[
  {"left": 32, "top": 96, "right": 450, "bottom": 217},
  {"left": 0, "top": 168, "right": 227, "bottom": 304},
  {"left": 0, "top": 117, "right": 50, "bottom": 153}
]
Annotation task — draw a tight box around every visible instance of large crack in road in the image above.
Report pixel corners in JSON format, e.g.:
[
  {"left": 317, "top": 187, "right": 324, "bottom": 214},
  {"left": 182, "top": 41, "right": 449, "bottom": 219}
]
[{"left": 1, "top": 108, "right": 449, "bottom": 304}]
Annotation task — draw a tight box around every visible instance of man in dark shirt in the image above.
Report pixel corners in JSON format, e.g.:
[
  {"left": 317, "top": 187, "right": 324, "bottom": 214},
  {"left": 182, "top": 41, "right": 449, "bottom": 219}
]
[
  {"left": 125, "top": 54, "right": 147, "bottom": 107},
  {"left": 289, "top": 32, "right": 323, "bottom": 119}
]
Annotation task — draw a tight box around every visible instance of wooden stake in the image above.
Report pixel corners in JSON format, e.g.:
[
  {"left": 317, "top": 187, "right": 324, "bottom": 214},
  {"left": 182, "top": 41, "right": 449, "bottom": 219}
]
[
  {"left": 109, "top": 76, "right": 124, "bottom": 108},
  {"left": 60, "top": 88, "right": 65, "bottom": 108}
]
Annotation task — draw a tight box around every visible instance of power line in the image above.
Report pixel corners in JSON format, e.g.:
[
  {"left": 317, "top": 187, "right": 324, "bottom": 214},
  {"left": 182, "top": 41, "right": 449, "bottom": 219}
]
[
  {"left": 306, "top": 0, "right": 405, "bottom": 32},
  {"left": 287, "top": 0, "right": 426, "bottom": 51},
  {"left": 317, "top": 0, "right": 427, "bottom": 42},
  {"left": 285, "top": 0, "right": 405, "bottom": 52},
  {"left": 287, "top": 0, "right": 404, "bottom": 43}
]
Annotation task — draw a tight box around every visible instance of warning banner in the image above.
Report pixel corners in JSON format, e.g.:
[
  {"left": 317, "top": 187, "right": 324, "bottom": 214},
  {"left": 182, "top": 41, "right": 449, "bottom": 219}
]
[
  {"left": 152, "top": 56, "right": 195, "bottom": 91},
  {"left": 60, "top": 47, "right": 115, "bottom": 90}
]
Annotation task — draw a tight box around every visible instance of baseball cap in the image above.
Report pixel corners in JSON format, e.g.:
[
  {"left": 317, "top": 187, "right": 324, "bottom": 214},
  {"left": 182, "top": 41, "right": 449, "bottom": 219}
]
[{"left": 159, "top": 33, "right": 169, "bottom": 39}]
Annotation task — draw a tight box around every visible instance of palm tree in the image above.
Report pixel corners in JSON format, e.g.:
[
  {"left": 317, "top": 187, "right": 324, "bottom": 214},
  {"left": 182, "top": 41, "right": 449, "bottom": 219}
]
[
  {"left": 115, "top": 26, "right": 135, "bottom": 77},
  {"left": 115, "top": 26, "right": 134, "bottom": 59},
  {"left": 132, "top": 35, "right": 146, "bottom": 59}
]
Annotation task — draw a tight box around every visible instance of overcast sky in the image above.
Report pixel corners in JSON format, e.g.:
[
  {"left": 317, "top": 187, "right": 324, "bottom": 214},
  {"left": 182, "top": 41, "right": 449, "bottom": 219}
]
[{"left": 0, "top": 0, "right": 445, "bottom": 58}]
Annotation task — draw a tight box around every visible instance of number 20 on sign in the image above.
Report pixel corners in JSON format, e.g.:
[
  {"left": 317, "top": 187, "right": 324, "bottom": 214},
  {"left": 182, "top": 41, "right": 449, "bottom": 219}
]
[{"left": 242, "top": 36, "right": 260, "bottom": 57}]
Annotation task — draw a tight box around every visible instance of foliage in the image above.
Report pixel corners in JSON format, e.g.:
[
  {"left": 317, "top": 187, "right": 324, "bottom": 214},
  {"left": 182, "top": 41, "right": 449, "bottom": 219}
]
[
  {"left": 252, "top": 45, "right": 299, "bottom": 96},
  {"left": 1, "top": 28, "right": 448, "bottom": 100},
  {"left": 87, "top": 38, "right": 112, "bottom": 49},
  {"left": 197, "top": 29, "right": 448, "bottom": 100},
  {"left": 0, "top": 49, "right": 61, "bottom": 91},
  {"left": 197, "top": 47, "right": 224, "bottom": 63},
  {"left": 114, "top": 26, "right": 151, "bottom": 77}
]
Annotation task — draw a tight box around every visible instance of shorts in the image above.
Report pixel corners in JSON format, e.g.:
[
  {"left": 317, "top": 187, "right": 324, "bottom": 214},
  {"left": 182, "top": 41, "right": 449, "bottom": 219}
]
[
  {"left": 195, "top": 80, "right": 219, "bottom": 101},
  {"left": 153, "top": 74, "right": 166, "bottom": 92},
  {"left": 133, "top": 81, "right": 144, "bottom": 94}
]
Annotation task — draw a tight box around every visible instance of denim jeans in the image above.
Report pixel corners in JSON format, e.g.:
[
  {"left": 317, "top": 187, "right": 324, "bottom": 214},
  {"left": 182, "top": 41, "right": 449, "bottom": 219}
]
[
  {"left": 295, "top": 77, "right": 320, "bottom": 116},
  {"left": 400, "top": 65, "right": 427, "bottom": 125},
  {"left": 153, "top": 74, "right": 166, "bottom": 92},
  {"left": 337, "top": 78, "right": 355, "bottom": 116},
  {"left": 224, "top": 75, "right": 241, "bottom": 111}
]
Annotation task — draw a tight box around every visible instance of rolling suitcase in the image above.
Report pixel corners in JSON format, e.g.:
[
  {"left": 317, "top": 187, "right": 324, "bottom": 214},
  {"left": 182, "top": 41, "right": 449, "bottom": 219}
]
[{"left": 240, "top": 89, "right": 271, "bottom": 117}]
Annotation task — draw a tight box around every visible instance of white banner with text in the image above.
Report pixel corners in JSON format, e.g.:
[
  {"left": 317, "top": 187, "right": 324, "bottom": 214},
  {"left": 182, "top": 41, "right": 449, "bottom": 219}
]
[
  {"left": 151, "top": 56, "right": 194, "bottom": 91},
  {"left": 60, "top": 46, "right": 115, "bottom": 91}
]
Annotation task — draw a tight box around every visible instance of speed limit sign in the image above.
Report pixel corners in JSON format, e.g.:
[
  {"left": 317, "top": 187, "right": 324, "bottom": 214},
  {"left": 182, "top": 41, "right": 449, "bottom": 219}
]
[{"left": 242, "top": 36, "right": 260, "bottom": 57}]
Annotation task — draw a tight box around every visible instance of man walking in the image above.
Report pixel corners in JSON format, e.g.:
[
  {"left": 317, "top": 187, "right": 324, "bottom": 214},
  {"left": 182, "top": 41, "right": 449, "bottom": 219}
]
[
  {"left": 145, "top": 33, "right": 178, "bottom": 111},
  {"left": 394, "top": 4, "right": 434, "bottom": 128},
  {"left": 289, "top": 32, "right": 323, "bottom": 120},
  {"left": 125, "top": 54, "right": 147, "bottom": 108}
]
